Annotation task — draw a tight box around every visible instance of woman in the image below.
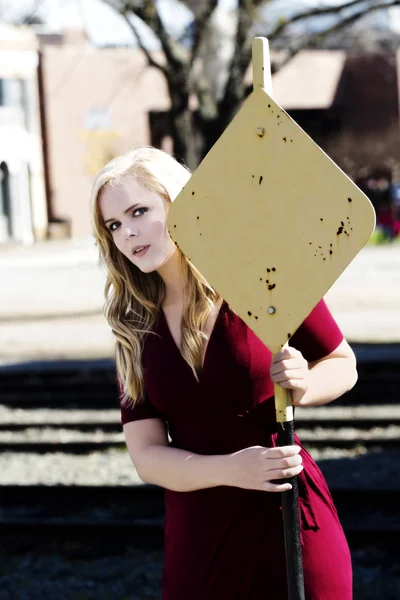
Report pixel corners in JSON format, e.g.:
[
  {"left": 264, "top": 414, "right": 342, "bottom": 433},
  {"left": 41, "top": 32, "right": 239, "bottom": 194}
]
[{"left": 90, "top": 146, "right": 357, "bottom": 599}]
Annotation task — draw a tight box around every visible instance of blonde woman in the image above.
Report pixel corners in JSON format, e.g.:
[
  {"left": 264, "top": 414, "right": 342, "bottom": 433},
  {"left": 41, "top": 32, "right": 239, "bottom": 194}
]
[{"left": 91, "top": 146, "right": 356, "bottom": 600}]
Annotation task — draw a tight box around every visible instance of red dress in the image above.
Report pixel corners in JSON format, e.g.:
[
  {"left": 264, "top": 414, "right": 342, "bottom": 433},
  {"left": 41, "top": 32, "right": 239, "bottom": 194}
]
[{"left": 121, "top": 299, "right": 353, "bottom": 599}]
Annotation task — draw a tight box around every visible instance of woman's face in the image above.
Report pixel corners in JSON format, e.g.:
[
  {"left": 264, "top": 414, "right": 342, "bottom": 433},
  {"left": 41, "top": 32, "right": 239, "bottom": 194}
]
[{"left": 99, "top": 177, "right": 177, "bottom": 273}]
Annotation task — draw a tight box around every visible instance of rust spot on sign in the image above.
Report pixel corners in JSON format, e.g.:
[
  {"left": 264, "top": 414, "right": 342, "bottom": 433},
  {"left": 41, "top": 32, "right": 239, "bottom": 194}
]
[{"left": 259, "top": 176, "right": 263, "bottom": 185}]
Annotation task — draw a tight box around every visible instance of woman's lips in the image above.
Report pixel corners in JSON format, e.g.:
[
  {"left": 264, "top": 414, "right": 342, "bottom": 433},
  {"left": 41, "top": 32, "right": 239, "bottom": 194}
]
[{"left": 133, "top": 245, "right": 150, "bottom": 258}]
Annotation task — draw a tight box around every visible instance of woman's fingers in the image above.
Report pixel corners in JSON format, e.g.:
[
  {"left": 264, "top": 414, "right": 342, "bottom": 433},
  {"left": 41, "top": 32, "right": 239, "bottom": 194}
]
[
  {"left": 270, "top": 359, "right": 305, "bottom": 376},
  {"left": 268, "top": 464, "right": 304, "bottom": 480},
  {"left": 262, "top": 481, "right": 293, "bottom": 493},
  {"left": 274, "top": 379, "right": 306, "bottom": 390},
  {"left": 265, "top": 445, "right": 301, "bottom": 459},
  {"left": 267, "top": 454, "right": 303, "bottom": 471},
  {"left": 264, "top": 447, "right": 304, "bottom": 482}
]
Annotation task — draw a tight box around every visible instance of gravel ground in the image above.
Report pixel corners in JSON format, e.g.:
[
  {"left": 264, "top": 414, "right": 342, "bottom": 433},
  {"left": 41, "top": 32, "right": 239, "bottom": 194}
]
[
  {"left": 1, "top": 447, "right": 400, "bottom": 489},
  {"left": 2, "top": 425, "right": 400, "bottom": 444},
  {"left": 2, "top": 404, "right": 400, "bottom": 598},
  {"left": 0, "top": 547, "right": 164, "bottom": 600},
  {"left": 0, "top": 449, "right": 142, "bottom": 486},
  {"left": 0, "top": 428, "right": 124, "bottom": 443},
  {"left": 3, "top": 404, "right": 400, "bottom": 425},
  {"left": 0, "top": 546, "right": 399, "bottom": 600},
  {"left": 296, "top": 424, "right": 400, "bottom": 440},
  {"left": 0, "top": 408, "right": 120, "bottom": 425}
]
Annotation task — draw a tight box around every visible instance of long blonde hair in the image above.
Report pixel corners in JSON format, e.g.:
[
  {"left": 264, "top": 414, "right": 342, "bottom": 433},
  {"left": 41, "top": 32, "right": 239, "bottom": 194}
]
[{"left": 90, "top": 146, "right": 221, "bottom": 406}]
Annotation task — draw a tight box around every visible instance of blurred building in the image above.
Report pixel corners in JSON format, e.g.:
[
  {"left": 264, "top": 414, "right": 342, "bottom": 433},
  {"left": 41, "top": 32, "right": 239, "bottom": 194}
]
[
  {"left": 3, "top": 20, "right": 400, "bottom": 242},
  {"left": 38, "top": 41, "right": 400, "bottom": 239},
  {"left": 39, "top": 28, "right": 170, "bottom": 238},
  {"left": 272, "top": 50, "right": 400, "bottom": 147},
  {"left": 0, "top": 22, "right": 47, "bottom": 244},
  {"left": 271, "top": 50, "right": 400, "bottom": 235}
]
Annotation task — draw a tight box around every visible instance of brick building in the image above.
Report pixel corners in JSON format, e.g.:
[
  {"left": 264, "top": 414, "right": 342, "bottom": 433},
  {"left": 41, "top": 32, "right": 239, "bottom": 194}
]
[{"left": 39, "top": 31, "right": 170, "bottom": 238}]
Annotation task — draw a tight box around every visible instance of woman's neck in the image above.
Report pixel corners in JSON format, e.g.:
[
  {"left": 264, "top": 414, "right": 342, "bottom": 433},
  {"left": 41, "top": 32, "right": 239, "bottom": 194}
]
[{"left": 157, "top": 248, "right": 186, "bottom": 308}]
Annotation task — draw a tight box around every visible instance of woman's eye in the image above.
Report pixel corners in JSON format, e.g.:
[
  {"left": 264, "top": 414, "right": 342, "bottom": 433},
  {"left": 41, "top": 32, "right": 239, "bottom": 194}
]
[
  {"left": 133, "top": 207, "right": 147, "bottom": 217},
  {"left": 109, "top": 222, "right": 119, "bottom": 232}
]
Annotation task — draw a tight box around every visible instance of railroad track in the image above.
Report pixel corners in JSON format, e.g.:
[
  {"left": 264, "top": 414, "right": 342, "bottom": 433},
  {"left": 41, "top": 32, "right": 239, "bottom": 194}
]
[
  {"left": 1, "top": 352, "right": 399, "bottom": 557},
  {"left": 0, "top": 356, "right": 399, "bottom": 409},
  {"left": 0, "top": 411, "right": 399, "bottom": 452},
  {"left": 1, "top": 485, "right": 399, "bottom": 553}
]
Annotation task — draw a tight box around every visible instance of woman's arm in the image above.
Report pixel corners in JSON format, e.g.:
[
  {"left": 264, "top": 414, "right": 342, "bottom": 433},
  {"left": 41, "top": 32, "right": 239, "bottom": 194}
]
[
  {"left": 124, "top": 418, "right": 226, "bottom": 491},
  {"left": 270, "top": 338, "right": 358, "bottom": 407},
  {"left": 123, "top": 418, "right": 303, "bottom": 493}
]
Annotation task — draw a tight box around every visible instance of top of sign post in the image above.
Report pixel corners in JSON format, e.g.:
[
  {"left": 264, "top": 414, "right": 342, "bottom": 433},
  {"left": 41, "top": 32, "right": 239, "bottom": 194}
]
[{"left": 168, "top": 37, "right": 375, "bottom": 355}]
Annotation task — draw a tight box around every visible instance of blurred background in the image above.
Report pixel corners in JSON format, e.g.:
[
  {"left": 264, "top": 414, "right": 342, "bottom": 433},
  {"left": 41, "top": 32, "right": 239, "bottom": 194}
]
[{"left": 1, "top": 1, "right": 400, "bottom": 598}]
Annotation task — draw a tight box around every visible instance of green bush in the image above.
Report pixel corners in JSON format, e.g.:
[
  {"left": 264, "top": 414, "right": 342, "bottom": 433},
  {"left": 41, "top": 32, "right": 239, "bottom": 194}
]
[{"left": 367, "top": 228, "right": 393, "bottom": 245}]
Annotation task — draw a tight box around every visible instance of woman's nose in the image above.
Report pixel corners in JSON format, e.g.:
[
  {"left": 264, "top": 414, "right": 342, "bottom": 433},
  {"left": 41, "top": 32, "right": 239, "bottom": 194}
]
[{"left": 124, "top": 226, "right": 136, "bottom": 239}]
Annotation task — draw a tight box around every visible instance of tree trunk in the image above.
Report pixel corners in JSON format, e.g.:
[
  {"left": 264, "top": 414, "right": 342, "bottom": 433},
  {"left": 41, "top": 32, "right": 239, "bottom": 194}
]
[
  {"left": 199, "top": 3, "right": 252, "bottom": 158},
  {"left": 167, "top": 73, "right": 199, "bottom": 170},
  {"left": 199, "top": 80, "right": 247, "bottom": 158}
]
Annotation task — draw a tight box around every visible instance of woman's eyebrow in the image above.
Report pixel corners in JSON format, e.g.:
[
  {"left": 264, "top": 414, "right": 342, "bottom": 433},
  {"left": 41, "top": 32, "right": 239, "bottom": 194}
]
[{"left": 104, "top": 203, "right": 140, "bottom": 225}]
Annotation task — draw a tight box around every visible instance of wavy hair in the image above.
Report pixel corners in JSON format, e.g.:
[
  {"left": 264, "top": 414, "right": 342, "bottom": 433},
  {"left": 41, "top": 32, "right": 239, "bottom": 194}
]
[{"left": 90, "top": 146, "right": 221, "bottom": 407}]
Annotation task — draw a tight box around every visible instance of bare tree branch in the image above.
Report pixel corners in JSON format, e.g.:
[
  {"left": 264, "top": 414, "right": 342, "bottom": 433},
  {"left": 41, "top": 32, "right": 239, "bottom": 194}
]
[
  {"left": 219, "top": 0, "right": 255, "bottom": 116},
  {"left": 193, "top": 72, "right": 218, "bottom": 121},
  {"left": 117, "top": 0, "right": 188, "bottom": 69},
  {"left": 279, "top": 0, "right": 400, "bottom": 52},
  {"left": 15, "top": 0, "right": 44, "bottom": 25},
  {"left": 189, "top": 0, "right": 218, "bottom": 66},
  {"left": 268, "top": 0, "right": 400, "bottom": 40},
  {"left": 120, "top": 12, "right": 167, "bottom": 72},
  {"left": 102, "top": 0, "right": 400, "bottom": 165}
]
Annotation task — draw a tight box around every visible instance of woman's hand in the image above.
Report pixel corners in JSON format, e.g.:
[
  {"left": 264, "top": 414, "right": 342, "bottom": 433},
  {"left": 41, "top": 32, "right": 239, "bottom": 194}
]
[
  {"left": 224, "top": 445, "right": 303, "bottom": 492},
  {"left": 270, "top": 346, "right": 310, "bottom": 405}
]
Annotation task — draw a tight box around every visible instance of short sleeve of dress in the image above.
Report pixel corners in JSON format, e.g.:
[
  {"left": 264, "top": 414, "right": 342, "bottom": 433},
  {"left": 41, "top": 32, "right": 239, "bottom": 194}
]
[
  {"left": 118, "top": 379, "right": 163, "bottom": 425},
  {"left": 289, "top": 298, "right": 344, "bottom": 363}
]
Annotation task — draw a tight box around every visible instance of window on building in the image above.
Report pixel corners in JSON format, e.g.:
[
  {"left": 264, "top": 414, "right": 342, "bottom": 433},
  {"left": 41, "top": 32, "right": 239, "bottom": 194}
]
[
  {"left": 0, "top": 162, "right": 10, "bottom": 219},
  {"left": 0, "top": 78, "right": 24, "bottom": 107}
]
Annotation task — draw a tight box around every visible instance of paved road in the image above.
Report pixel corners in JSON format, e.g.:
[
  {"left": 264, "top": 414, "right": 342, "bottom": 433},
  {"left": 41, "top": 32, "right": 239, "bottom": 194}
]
[{"left": 0, "top": 238, "right": 399, "bottom": 363}]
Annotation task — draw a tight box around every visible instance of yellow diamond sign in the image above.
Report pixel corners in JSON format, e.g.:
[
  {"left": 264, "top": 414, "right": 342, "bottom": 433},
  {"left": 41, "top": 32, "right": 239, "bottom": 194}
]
[{"left": 168, "top": 39, "right": 375, "bottom": 356}]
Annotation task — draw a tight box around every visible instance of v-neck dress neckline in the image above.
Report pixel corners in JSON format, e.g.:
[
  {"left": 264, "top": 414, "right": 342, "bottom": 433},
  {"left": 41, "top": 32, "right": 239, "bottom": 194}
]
[{"left": 159, "top": 300, "right": 226, "bottom": 381}]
